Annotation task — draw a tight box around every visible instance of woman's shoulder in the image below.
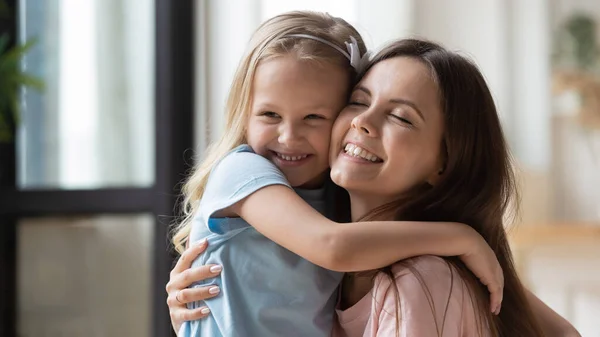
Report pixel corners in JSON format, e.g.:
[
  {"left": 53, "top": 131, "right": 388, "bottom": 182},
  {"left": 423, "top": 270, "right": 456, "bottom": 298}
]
[
  {"left": 374, "top": 255, "right": 457, "bottom": 284},
  {"left": 370, "top": 256, "right": 484, "bottom": 336},
  {"left": 393, "top": 255, "right": 456, "bottom": 278},
  {"left": 371, "top": 255, "right": 469, "bottom": 309}
]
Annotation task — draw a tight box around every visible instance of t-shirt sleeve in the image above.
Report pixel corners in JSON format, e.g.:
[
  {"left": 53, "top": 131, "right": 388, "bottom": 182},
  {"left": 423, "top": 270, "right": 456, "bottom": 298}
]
[
  {"left": 373, "top": 256, "right": 469, "bottom": 337},
  {"left": 198, "top": 147, "right": 291, "bottom": 234}
]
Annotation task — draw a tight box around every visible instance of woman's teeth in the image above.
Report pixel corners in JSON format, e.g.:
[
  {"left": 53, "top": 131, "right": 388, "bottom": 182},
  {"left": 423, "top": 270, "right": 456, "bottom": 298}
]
[
  {"left": 344, "top": 143, "right": 381, "bottom": 162},
  {"left": 276, "top": 153, "right": 309, "bottom": 161}
]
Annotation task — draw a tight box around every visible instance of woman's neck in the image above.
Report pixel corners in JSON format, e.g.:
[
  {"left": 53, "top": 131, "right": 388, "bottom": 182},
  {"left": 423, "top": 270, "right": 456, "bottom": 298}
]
[
  {"left": 348, "top": 191, "right": 394, "bottom": 222},
  {"left": 340, "top": 272, "right": 374, "bottom": 309},
  {"left": 340, "top": 192, "right": 397, "bottom": 309}
]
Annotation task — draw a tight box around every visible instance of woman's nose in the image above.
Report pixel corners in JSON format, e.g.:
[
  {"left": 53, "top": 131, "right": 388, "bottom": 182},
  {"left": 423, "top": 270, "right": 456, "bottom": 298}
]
[{"left": 351, "top": 111, "right": 378, "bottom": 137}]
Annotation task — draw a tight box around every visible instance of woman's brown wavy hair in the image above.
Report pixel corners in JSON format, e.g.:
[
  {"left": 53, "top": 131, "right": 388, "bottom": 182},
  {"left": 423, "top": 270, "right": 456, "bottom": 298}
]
[{"left": 360, "top": 39, "right": 545, "bottom": 337}]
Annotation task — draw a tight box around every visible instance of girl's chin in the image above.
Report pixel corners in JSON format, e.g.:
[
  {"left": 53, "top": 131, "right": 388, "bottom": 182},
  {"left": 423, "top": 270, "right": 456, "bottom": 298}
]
[{"left": 285, "top": 172, "right": 328, "bottom": 189}]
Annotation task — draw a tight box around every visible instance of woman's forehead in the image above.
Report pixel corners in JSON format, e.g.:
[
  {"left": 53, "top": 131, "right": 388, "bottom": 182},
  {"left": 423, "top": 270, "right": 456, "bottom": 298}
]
[{"left": 359, "top": 58, "right": 438, "bottom": 103}]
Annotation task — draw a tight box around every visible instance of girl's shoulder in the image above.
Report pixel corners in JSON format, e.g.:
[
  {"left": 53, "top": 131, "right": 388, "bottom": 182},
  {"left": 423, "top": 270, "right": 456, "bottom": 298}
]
[{"left": 208, "top": 144, "right": 282, "bottom": 184}]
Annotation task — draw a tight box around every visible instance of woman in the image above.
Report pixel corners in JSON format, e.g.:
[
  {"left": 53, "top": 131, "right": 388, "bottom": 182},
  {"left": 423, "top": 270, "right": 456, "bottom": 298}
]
[
  {"left": 167, "top": 39, "right": 580, "bottom": 336},
  {"left": 328, "top": 39, "right": 544, "bottom": 336}
]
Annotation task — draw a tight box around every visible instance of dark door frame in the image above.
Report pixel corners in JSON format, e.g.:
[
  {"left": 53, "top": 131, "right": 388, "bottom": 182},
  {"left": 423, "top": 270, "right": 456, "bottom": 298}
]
[{"left": 0, "top": 1, "right": 195, "bottom": 336}]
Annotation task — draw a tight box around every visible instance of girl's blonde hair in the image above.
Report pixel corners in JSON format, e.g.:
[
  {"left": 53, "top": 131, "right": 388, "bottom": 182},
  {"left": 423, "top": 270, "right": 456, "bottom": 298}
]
[{"left": 171, "top": 11, "right": 366, "bottom": 253}]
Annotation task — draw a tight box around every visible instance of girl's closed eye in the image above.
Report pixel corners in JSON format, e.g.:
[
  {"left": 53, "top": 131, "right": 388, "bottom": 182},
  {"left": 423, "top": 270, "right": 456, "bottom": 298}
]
[
  {"left": 304, "top": 114, "right": 327, "bottom": 120},
  {"left": 260, "top": 111, "right": 280, "bottom": 118}
]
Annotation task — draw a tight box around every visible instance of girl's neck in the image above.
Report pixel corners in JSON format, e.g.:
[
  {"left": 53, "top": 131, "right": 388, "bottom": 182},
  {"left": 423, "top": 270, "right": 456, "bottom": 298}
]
[{"left": 295, "top": 172, "right": 327, "bottom": 190}]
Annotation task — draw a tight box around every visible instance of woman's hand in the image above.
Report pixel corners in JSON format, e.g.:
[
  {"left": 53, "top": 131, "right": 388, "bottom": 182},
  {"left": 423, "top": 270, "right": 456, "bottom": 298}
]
[
  {"left": 459, "top": 234, "right": 504, "bottom": 315},
  {"left": 165, "top": 239, "right": 223, "bottom": 335}
]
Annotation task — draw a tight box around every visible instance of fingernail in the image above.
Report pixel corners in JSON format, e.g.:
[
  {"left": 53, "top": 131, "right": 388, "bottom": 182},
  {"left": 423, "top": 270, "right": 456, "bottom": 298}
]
[
  {"left": 210, "top": 265, "right": 222, "bottom": 273},
  {"left": 209, "top": 286, "right": 220, "bottom": 294},
  {"left": 200, "top": 307, "right": 210, "bottom": 314},
  {"left": 195, "top": 238, "right": 207, "bottom": 247}
]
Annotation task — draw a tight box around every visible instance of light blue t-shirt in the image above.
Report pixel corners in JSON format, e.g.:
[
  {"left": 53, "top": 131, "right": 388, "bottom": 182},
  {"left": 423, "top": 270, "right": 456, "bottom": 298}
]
[{"left": 179, "top": 145, "right": 343, "bottom": 337}]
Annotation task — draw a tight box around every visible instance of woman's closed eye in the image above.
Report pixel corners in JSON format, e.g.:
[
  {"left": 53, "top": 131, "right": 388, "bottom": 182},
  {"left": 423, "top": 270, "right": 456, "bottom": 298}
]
[
  {"left": 349, "top": 100, "right": 368, "bottom": 107},
  {"left": 390, "top": 114, "right": 413, "bottom": 126}
]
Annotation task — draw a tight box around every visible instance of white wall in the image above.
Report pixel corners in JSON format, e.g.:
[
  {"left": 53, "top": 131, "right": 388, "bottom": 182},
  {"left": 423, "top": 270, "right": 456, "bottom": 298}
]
[
  {"left": 194, "top": 0, "right": 261, "bottom": 150},
  {"left": 414, "top": 0, "right": 511, "bottom": 126},
  {"left": 550, "top": 0, "right": 600, "bottom": 221}
]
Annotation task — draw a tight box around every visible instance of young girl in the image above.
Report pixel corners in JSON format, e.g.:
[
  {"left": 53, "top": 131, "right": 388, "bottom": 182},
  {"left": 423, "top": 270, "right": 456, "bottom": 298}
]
[{"left": 170, "top": 11, "right": 503, "bottom": 337}]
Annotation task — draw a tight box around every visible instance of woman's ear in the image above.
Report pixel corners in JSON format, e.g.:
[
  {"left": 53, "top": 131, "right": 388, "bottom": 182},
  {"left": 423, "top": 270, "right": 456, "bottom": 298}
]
[
  {"left": 426, "top": 167, "right": 445, "bottom": 186},
  {"left": 427, "top": 148, "right": 447, "bottom": 186}
]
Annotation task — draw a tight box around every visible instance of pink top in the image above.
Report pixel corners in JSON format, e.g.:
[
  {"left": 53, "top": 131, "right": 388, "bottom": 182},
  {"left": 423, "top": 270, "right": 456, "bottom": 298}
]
[{"left": 333, "top": 256, "right": 491, "bottom": 337}]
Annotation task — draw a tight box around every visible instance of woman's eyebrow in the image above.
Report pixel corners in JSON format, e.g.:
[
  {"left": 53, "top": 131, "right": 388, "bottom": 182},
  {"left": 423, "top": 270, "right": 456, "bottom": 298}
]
[
  {"left": 355, "top": 85, "right": 425, "bottom": 122},
  {"left": 389, "top": 98, "right": 425, "bottom": 122}
]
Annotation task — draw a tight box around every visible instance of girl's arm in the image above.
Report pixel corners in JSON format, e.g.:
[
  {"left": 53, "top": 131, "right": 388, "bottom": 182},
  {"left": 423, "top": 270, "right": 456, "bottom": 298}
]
[
  {"left": 228, "top": 184, "right": 503, "bottom": 312},
  {"left": 526, "top": 290, "right": 581, "bottom": 337}
]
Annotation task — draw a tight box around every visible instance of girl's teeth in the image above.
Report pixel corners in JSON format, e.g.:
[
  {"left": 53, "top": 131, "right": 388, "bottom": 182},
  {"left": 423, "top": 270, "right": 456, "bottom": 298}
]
[{"left": 277, "top": 153, "right": 308, "bottom": 161}]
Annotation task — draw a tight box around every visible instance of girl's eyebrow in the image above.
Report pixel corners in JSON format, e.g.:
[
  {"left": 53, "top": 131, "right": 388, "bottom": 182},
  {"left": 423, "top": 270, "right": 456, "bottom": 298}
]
[
  {"left": 253, "top": 102, "right": 279, "bottom": 111},
  {"left": 255, "top": 101, "right": 336, "bottom": 115}
]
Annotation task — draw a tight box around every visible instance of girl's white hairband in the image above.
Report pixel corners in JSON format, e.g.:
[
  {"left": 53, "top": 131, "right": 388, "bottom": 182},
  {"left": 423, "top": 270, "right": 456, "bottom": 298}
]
[{"left": 286, "top": 34, "right": 364, "bottom": 70}]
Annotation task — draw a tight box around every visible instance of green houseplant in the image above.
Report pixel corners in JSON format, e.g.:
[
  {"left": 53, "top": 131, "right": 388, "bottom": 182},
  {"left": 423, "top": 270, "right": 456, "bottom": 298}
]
[
  {"left": 0, "top": 33, "right": 44, "bottom": 143},
  {"left": 0, "top": 0, "right": 44, "bottom": 143},
  {"left": 0, "top": 0, "right": 43, "bottom": 186}
]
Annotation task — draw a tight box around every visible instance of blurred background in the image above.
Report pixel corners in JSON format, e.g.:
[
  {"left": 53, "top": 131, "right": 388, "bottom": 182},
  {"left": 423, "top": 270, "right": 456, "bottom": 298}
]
[{"left": 0, "top": 0, "right": 599, "bottom": 336}]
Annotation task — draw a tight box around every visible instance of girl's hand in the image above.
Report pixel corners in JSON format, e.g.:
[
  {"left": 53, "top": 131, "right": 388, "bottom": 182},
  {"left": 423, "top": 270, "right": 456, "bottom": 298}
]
[
  {"left": 165, "top": 239, "right": 223, "bottom": 335},
  {"left": 459, "top": 235, "right": 504, "bottom": 315}
]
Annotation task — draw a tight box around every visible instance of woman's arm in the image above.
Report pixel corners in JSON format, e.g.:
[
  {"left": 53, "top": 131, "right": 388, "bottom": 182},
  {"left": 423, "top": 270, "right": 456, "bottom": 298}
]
[
  {"left": 166, "top": 239, "right": 222, "bottom": 335},
  {"left": 526, "top": 290, "right": 581, "bottom": 337},
  {"left": 229, "top": 184, "right": 503, "bottom": 312}
]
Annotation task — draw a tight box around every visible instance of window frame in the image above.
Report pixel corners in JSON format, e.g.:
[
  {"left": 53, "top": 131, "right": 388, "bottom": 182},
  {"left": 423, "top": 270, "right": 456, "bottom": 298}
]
[{"left": 0, "top": 1, "right": 195, "bottom": 336}]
